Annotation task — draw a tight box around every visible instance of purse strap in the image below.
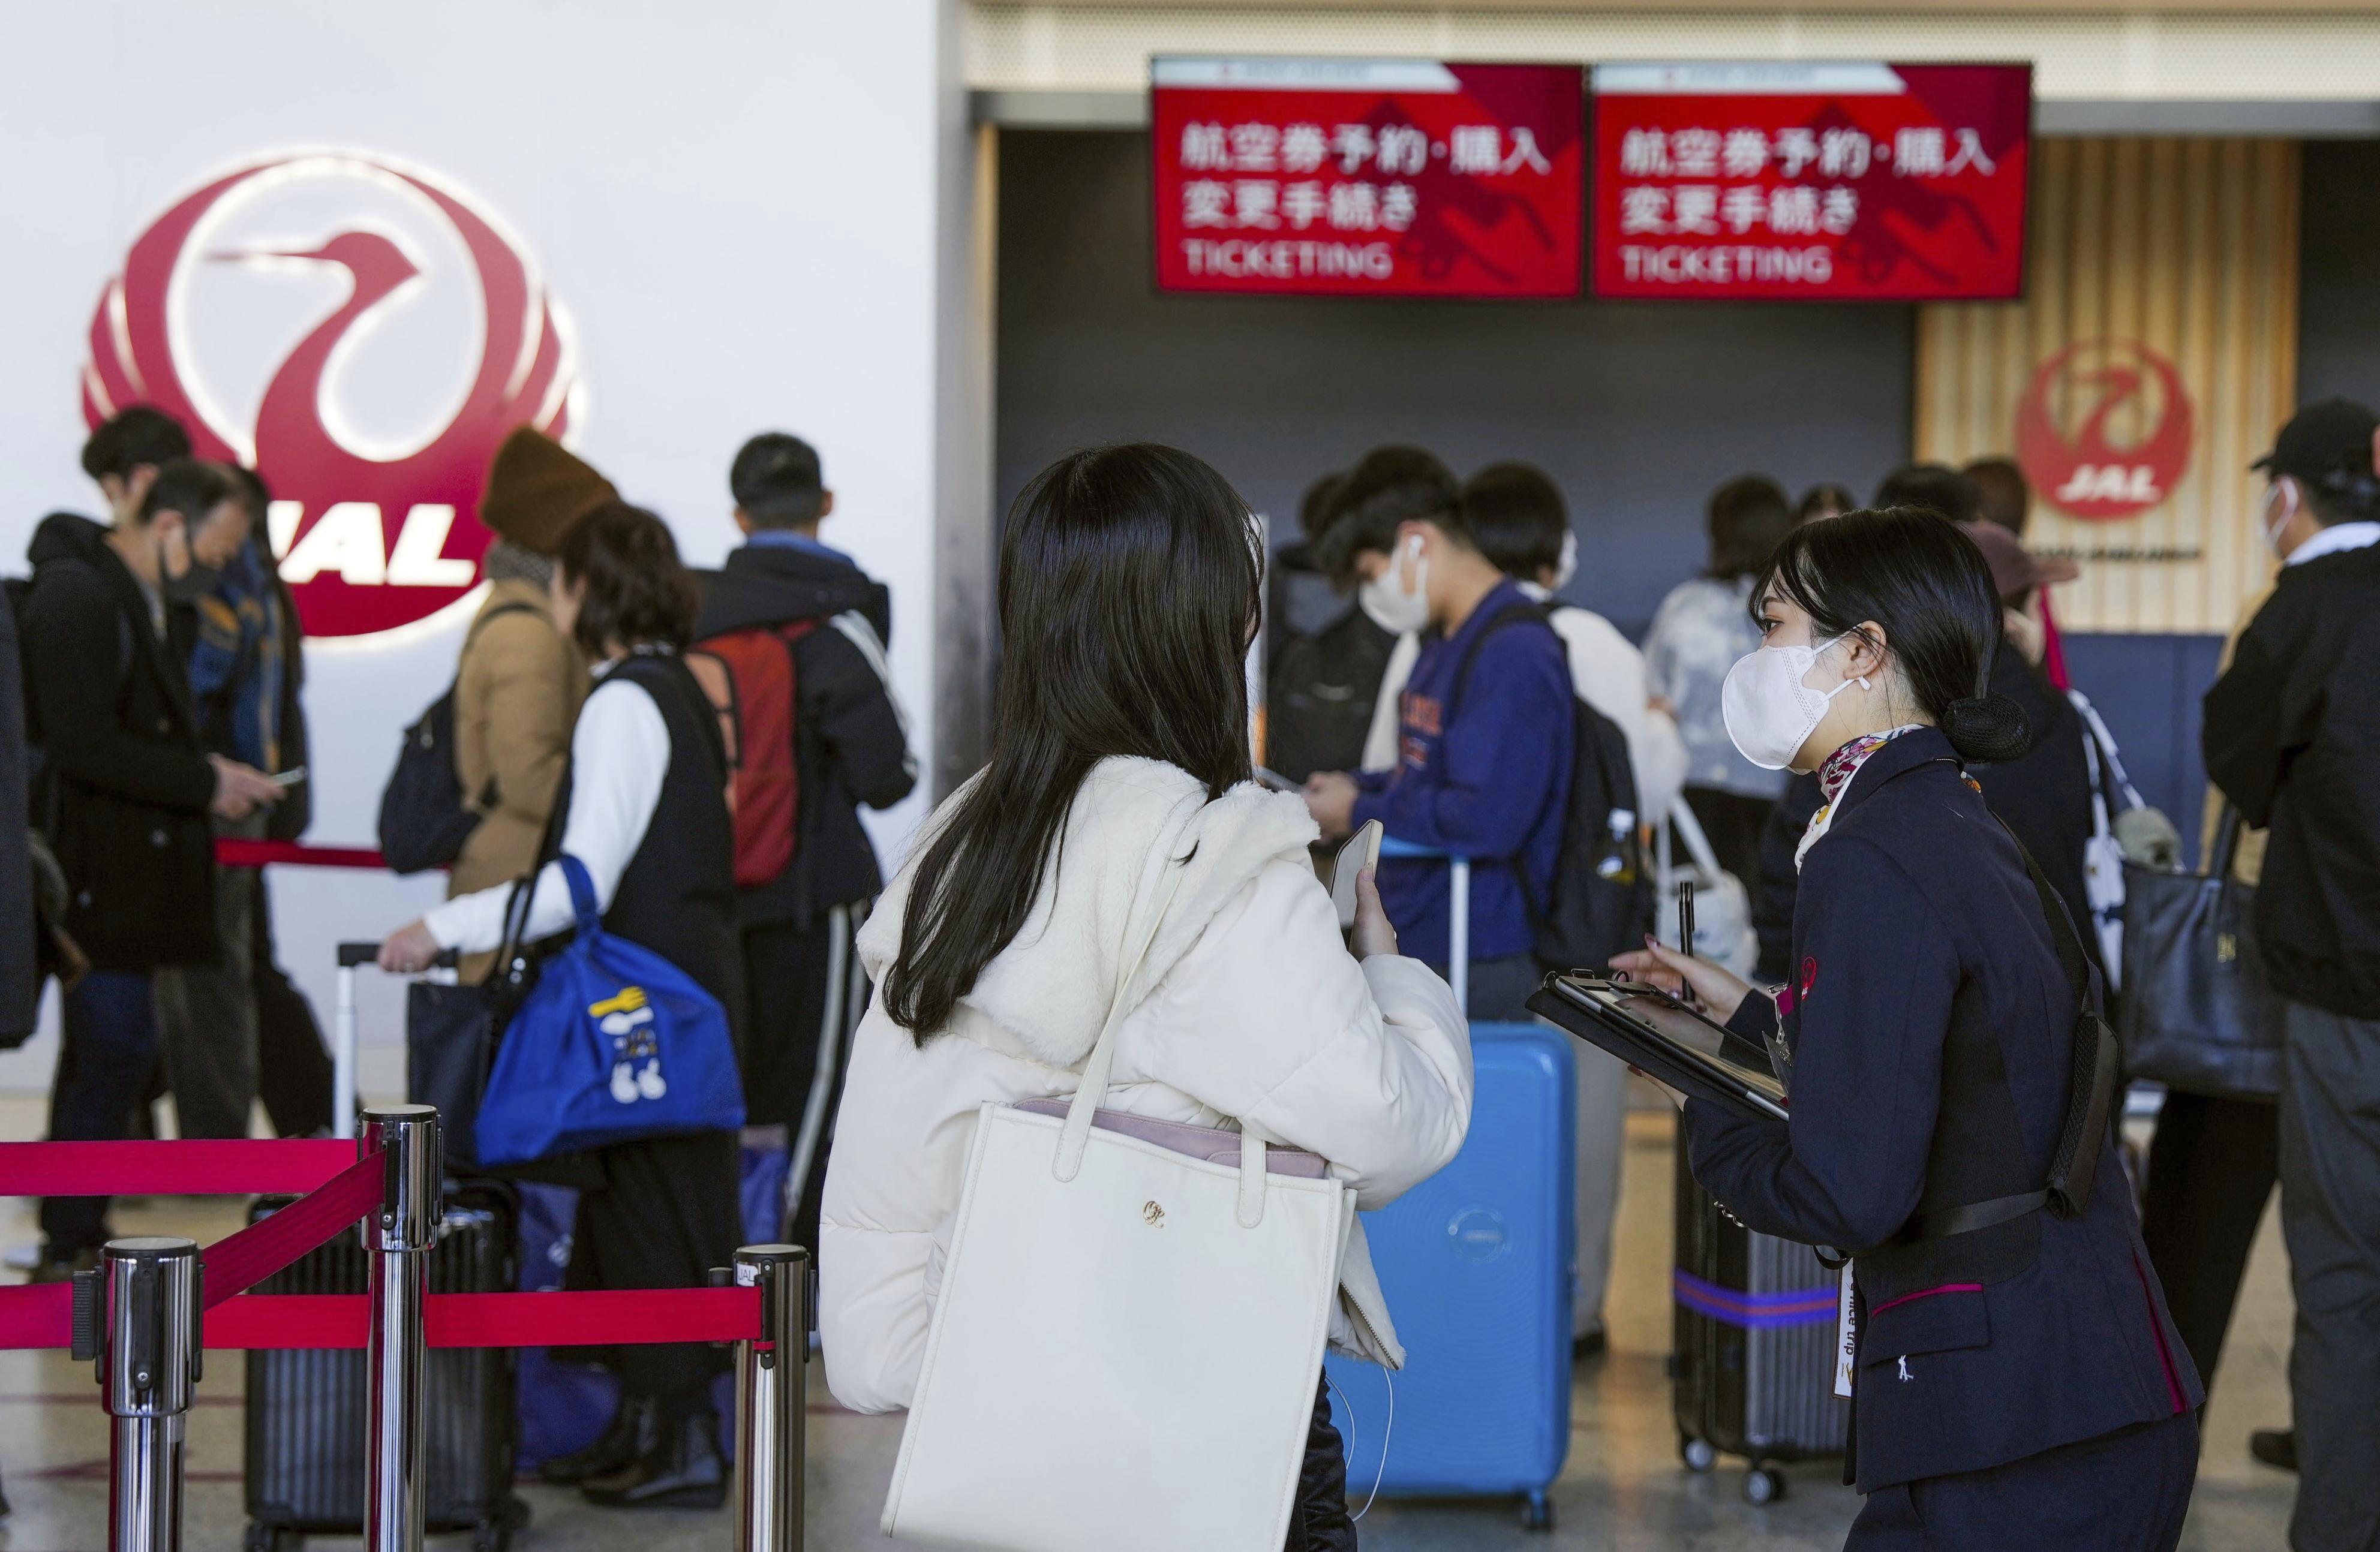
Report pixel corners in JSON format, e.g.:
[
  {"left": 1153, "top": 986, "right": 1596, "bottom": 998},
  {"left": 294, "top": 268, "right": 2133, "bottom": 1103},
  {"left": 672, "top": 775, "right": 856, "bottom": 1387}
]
[
  {"left": 559, "top": 853, "right": 602, "bottom": 933},
  {"left": 1051, "top": 855, "right": 1274, "bottom": 1228},
  {"left": 2210, "top": 803, "right": 2247, "bottom": 880}
]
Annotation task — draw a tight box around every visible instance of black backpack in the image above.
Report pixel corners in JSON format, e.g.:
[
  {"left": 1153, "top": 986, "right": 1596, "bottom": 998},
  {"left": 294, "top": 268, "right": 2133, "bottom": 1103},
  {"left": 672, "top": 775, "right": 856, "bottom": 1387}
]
[
  {"left": 1452, "top": 602, "right": 1655, "bottom": 972},
  {"left": 1265, "top": 604, "right": 1398, "bottom": 784},
  {"left": 376, "top": 603, "right": 536, "bottom": 875}
]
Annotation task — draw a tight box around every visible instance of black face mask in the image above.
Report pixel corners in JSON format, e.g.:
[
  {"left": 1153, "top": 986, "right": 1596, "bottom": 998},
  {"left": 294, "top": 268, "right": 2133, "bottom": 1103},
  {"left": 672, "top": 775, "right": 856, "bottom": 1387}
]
[{"left": 163, "top": 558, "right": 223, "bottom": 603}]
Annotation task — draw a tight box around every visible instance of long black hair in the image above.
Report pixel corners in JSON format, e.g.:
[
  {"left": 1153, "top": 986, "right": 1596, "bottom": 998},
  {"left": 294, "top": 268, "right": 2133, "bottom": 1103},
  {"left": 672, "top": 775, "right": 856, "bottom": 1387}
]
[
  {"left": 1754, "top": 507, "right": 2032, "bottom": 764},
  {"left": 882, "top": 445, "right": 1263, "bottom": 1040}
]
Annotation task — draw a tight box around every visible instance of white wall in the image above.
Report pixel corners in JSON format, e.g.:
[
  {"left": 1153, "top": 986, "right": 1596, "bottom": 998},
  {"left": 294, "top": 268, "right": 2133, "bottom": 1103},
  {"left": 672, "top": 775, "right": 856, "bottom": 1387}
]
[{"left": 0, "top": 1, "right": 962, "bottom": 1099}]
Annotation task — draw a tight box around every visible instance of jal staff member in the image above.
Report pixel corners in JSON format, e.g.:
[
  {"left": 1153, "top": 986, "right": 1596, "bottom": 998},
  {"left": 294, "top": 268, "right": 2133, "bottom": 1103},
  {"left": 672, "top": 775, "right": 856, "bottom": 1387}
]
[{"left": 1616, "top": 509, "right": 2201, "bottom": 1551}]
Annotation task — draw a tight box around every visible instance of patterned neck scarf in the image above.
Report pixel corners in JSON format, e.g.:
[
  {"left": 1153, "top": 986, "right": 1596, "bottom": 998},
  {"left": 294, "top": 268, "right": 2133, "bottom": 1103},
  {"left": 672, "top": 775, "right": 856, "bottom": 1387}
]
[{"left": 1795, "top": 724, "right": 1926, "bottom": 872}]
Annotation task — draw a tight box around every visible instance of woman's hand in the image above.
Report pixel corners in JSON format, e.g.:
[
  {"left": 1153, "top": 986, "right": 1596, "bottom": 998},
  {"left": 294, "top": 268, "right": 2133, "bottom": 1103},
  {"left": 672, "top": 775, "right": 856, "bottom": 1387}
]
[
  {"left": 1350, "top": 867, "right": 1399, "bottom": 960},
  {"left": 1608, "top": 936, "right": 1754, "bottom": 1023},
  {"left": 1303, "top": 772, "right": 1359, "bottom": 842},
  {"left": 380, "top": 920, "right": 442, "bottom": 974}
]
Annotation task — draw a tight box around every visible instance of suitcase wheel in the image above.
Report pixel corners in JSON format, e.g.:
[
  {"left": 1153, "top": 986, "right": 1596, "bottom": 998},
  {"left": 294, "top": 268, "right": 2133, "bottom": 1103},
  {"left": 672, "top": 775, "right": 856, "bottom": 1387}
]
[
  {"left": 243, "top": 1526, "right": 298, "bottom": 1552},
  {"left": 472, "top": 1495, "right": 534, "bottom": 1552},
  {"left": 1742, "top": 1466, "right": 1787, "bottom": 1506},
  {"left": 1680, "top": 1434, "right": 1717, "bottom": 1473},
  {"left": 1520, "top": 1492, "right": 1554, "bottom": 1532}
]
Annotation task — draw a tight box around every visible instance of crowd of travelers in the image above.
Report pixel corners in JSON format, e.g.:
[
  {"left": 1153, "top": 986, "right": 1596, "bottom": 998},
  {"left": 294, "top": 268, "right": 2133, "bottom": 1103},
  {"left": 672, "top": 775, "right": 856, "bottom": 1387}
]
[{"left": 4, "top": 396, "right": 2375, "bottom": 1551}]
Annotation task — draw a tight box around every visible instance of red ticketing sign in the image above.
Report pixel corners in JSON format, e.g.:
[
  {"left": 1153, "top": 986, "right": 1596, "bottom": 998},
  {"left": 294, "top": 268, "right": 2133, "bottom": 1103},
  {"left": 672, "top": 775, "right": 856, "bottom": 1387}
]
[
  {"left": 1152, "top": 58, "right": 1583, "bottom": 298},
  {"left": 1590, "top": 63, "right": 2032, "bottom": 302}
]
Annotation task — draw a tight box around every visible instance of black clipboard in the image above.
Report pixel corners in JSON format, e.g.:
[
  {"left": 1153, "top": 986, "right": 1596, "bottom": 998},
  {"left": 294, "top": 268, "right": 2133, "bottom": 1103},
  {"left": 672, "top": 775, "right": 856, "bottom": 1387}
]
[{"left": 1525, "top": 973, "right": 1790, "bottom": 1123}]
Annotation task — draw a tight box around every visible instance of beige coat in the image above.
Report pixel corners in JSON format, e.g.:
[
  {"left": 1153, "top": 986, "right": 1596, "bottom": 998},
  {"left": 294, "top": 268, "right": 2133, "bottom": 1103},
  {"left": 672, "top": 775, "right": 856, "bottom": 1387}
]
[{"left": 449, "top": 579, "right": 588, "bottom": 975}]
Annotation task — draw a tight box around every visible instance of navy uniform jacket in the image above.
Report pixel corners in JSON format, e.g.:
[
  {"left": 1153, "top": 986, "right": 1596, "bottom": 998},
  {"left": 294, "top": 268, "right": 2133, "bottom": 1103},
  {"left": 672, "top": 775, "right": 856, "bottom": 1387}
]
[{"left": 1683, "top": 728, "right": 2201, "bottom": 1493}]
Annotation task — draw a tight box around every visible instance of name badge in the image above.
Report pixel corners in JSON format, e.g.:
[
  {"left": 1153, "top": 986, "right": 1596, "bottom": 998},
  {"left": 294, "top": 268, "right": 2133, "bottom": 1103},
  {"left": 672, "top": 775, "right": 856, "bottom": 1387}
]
[{"left": 1834, "top": 1261, "right": 1857, "bottom": 1400}]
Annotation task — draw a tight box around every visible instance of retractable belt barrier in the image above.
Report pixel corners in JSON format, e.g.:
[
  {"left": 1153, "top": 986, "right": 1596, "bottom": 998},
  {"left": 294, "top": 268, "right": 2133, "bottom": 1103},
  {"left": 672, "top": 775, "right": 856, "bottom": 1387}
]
[
  {"left": 215, "top": 838, "right": 390, "bottom": 870},
  {"left": 0, "top": 1112, "right": 805, "bottom": 1552}
]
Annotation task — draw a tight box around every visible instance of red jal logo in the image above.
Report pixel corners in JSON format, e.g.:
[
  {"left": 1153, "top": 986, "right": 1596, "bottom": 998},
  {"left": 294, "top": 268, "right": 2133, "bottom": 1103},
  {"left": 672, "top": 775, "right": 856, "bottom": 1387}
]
[
  {"left": 2015, "top": 338, "right": 2195, "bottom": 521},
  {"left": 82, "top": 151, "right": 580, "bottom": 640}
]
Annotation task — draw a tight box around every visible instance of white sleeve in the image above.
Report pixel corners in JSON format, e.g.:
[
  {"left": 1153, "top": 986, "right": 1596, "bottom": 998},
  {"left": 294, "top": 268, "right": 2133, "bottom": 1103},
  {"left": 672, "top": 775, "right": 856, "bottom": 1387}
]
[
  {"left": 1555, "top": 609, "right": 1688, "bottom": 819},
  {"left": 1122, "top": 858, "right": 1473, "bottom": 1212},
  {"left": 1359, "top": 632, "right": 1420, "bottom": 773},
  {"left": 422, "top": 676, "right": 671, "bottom": 954}
]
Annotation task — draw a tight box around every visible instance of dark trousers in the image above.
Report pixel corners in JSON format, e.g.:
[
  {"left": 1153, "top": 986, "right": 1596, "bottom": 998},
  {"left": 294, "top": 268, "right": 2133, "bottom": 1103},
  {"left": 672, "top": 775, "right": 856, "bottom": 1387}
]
[
  {"left": 567, "top": 1129, "right": 742, "bottom": 1416},
  {"left": 1285, "top": 1378, "right": 1356, "bottom": 1552},
  {"left": 1682, "top": 785, "right": 1776, "bottom": 888},
  {"left": 739, "top": 906, "right": 863, "bottom": 1252},
  {"left": 41, "top": 971, "right": 162, "bottom": 1256},
  {"left": 1846, "top": 1412, "right": 2198, "bottom": 1551},
  {"left": 250, "top": 876, "right": 335, "bottom": 1138},
  {"left": 2139, "top": 1088, "right": 2279, "bottom": 1395},
  {"left": 2278, "top": 998, "right": 2380, "bottom": 1552},
  {"left": 152, "top": 814, "right": 263, "bottom": 1138}
]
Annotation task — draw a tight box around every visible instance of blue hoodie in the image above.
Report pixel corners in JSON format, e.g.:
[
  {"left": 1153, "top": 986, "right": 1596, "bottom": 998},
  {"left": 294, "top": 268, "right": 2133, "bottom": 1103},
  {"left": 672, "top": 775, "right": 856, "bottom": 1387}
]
[{"left": 1352, "top": 578, "right": 1574, "bottom": 966}]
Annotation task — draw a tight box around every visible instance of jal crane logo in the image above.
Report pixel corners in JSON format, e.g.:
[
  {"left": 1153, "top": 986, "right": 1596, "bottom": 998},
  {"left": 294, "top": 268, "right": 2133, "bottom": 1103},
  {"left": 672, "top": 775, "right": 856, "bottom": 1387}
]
[
  {"left": 2015, "top": 338, "right": 2196, "bottom": 521},
  {"left": 81, "top": 150, "right": 582, "bottom": 641}
]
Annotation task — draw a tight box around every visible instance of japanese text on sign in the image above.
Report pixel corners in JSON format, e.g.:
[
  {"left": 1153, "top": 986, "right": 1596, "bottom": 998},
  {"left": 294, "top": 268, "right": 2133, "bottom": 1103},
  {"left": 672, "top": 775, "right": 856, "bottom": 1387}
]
[
  {"left": 1153, "top": 58, "right": 1583, "bottom": 297},
  {"left": 1591, "top": 63, "right": 2032, "bottom": 302}
]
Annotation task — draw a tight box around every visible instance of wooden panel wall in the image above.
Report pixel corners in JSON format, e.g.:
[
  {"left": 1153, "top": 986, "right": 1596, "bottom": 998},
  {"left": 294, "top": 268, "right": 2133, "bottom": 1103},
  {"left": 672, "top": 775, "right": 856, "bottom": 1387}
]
[{"left": 1914, "top": 137, "right": 2299, "bottom": 634}]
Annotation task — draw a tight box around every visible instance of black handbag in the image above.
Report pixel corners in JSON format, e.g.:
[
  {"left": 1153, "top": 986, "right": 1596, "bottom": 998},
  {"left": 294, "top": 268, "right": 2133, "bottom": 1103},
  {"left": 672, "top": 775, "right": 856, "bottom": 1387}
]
[{"left": 2116, "top": 807, "right": 2280, "bottom": 1100}]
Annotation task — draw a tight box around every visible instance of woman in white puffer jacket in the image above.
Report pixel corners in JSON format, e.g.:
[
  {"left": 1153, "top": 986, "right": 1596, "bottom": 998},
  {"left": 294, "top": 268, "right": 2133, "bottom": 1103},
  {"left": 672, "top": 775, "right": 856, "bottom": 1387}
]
[{"left": 820, "top": 444, "right": 1473, "bottom": 1551}]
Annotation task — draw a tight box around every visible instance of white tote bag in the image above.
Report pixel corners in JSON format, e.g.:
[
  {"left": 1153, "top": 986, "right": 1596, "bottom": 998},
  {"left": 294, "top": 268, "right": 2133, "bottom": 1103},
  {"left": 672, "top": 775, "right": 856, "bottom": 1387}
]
[
  {"left": 1657, "top": 799, "right": 1759, "bottom": 976},
  {"left": 882, "top": 873, "right": 1356, "bottom": 1552}
]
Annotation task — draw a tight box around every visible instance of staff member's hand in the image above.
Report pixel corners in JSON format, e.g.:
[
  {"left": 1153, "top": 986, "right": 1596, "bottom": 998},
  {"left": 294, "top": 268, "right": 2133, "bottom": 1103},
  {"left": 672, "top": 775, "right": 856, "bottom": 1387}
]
[
  {"left": 380, "top": 920, "right": 442, "bottom": 974},
  {"left": 1609, "top": 937, "right": 1754, "bottom": 1024},
  {"left": 1303, "top": 771, "right": 1358, "bottom": 841},
  {"left": 1349, "top": 867, "right": 1398, "bottom": 960}
]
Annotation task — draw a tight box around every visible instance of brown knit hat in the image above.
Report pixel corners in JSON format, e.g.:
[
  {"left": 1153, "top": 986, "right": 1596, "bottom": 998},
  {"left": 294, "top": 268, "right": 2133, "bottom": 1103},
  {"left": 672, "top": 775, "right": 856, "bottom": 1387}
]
[{"left": 479, "top": 427, "right": 617, "bottom": 555}]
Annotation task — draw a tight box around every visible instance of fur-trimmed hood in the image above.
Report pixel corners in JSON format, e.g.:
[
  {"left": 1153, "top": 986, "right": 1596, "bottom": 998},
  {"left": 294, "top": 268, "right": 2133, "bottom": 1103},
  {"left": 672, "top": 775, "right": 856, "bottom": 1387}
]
[{"left": 858, "top": 756, "right": 1320, "bottom": 1068}]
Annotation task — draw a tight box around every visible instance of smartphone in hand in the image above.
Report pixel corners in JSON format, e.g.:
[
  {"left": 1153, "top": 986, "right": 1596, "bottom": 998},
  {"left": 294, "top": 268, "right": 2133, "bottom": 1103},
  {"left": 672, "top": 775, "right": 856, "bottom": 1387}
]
[{"left": 1328, "top": 819, "right": 1384, "bottom": 932}]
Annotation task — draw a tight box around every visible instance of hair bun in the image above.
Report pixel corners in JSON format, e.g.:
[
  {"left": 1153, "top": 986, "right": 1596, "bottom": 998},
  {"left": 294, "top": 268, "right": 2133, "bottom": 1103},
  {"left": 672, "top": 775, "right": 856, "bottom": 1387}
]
[{"left": 1942, "top": 693, "right": 2032, "bottom": 764}]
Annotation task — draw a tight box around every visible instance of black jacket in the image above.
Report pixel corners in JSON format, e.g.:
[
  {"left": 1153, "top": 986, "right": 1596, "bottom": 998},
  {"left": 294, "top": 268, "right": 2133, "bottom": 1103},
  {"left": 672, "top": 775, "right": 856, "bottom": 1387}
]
[
  {"left": 1749, "top": 649, "right": 2100, "bottom": 986},
  {"left": 1691, "top": 729, "right": 2200, "bottom": 1492},
  {"left": 21, "top": 513, "right": 218, "bottom": 970},
  {"left": 0, "top": 585, "right": 35, "bottom": 1041},
  {"left": 2204, "top": 540, "right": 2380, "bottom": 1018},
  {"left": 1266, "top": 603, "right": 1397, "bottom": 784},
  {"left": 1973, "top": 646, "right": 2100, "bottom": 979},
  {"left": 692, "top": 541, "right": 915, "bottom": 929}
]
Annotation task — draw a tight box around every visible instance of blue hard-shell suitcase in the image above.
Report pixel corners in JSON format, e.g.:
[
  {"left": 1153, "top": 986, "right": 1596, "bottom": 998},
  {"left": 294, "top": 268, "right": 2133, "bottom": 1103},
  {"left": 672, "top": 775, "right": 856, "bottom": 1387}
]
[{"left": 1324, "top": 1021, "right": 1576, "bottom": 1531}]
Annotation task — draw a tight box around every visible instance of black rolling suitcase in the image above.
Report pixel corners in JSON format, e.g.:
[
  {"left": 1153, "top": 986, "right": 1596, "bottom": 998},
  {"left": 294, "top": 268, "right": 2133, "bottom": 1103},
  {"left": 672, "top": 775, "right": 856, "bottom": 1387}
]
[
  {"left": 1669, "top": 1145, "right": 1848, "bottom": 1505},
  {"left": 242, "top": 1180, "right": 528, "bottom": 1552}
]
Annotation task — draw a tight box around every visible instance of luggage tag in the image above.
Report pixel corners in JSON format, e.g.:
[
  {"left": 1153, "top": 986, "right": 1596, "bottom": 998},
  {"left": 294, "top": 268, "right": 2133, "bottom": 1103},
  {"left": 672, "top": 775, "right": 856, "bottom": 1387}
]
[{"left": 1833, "top": 1262, "right": 1857, "bottom": 1400}]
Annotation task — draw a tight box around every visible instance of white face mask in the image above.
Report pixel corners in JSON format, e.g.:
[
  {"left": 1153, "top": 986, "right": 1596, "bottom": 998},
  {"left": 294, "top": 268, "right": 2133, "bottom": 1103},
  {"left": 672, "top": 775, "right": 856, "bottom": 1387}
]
[
  {"left": 2261, "top": 480, "right": 2298, "bottom": 555},
  {"left": 1358, "top": 534, "right": 1431, "bottom": 635},
  {"left": 1550, "top": 531, "right": 1578, "bottom": 592},
  {"left": 1720, "top": 631, "right": 1870, "bottom": 771}
]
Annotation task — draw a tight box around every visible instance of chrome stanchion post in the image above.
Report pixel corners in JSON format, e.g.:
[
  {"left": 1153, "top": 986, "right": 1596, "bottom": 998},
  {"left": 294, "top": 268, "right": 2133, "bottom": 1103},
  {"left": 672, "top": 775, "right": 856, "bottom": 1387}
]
[
  {"left": 361, "top": 1105, "right": 441, "bottom": 1552},
  {"left": 100, "top": 1237, "right": 201, "bottom": 1552},
  {"left": 734, "top": 1244, "right": 809, "bottom": 1552}
]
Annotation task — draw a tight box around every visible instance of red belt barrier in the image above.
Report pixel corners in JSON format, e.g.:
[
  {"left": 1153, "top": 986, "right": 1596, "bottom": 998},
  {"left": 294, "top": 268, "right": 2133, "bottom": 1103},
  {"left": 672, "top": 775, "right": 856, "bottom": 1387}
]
[
  {"left": 0, "top": 1285, "right": 764, "bottom": 1352},
  {"left": 216, "top": 838, "right": 389, "bottom": 870},
  {"left": 199, "top": 1150, "right": 387, "bottom": 1310},
  {"left": 0, "top": 1138, "right": 357, "bottom": 1198},
  {"left": 203, "top": 1287, "right": 764, "bottom": 1349},
  {"left": 0, "top": 1285, "right": 68, "bottom": 1349}
]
